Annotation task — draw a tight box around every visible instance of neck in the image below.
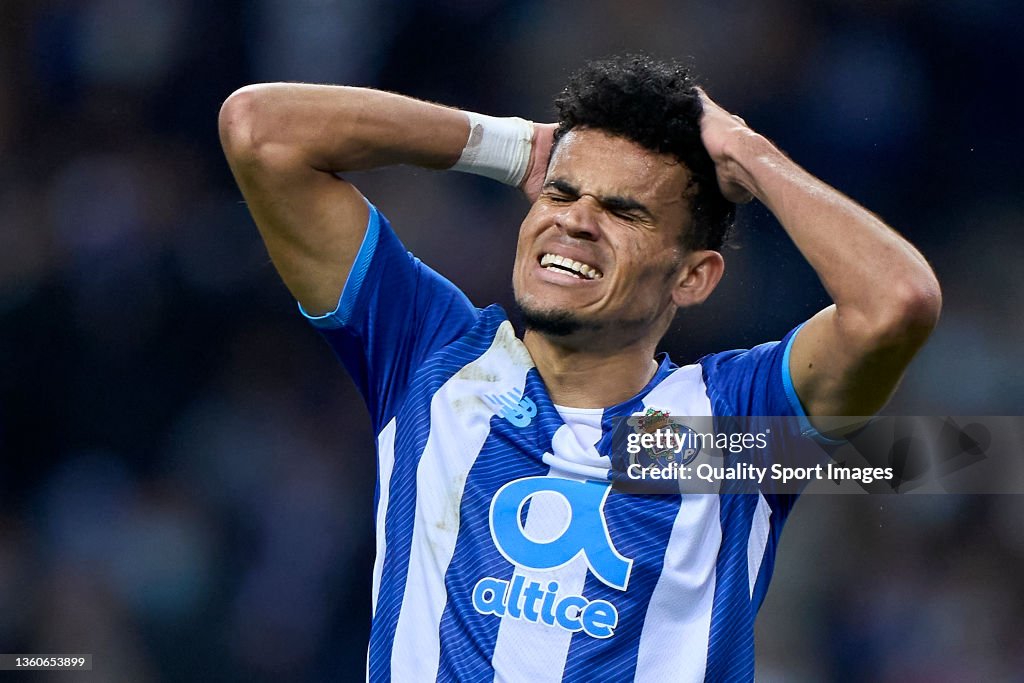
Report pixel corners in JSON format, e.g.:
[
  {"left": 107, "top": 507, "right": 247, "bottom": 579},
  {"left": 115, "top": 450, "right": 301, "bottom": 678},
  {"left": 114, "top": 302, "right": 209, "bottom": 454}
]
[{"left": 523, "top": 330, "right": 659, "bottom": 408}]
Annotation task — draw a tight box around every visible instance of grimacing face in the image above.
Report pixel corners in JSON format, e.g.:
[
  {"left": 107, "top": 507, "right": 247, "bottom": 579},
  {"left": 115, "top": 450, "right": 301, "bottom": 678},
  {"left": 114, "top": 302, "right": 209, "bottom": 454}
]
[{"left": 512, "top": 128, "right": 717, "bottom": 348}]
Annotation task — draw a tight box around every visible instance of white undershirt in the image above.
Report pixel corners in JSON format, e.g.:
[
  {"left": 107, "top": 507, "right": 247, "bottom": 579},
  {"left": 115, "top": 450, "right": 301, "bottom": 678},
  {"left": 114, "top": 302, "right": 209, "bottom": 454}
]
[{"left": 553, "top": 405, "right": 604, "bottom": 452}]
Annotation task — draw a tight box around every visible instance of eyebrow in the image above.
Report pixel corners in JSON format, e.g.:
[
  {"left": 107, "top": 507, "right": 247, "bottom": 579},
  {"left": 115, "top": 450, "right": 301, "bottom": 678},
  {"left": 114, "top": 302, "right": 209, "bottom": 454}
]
[{"left": 544, "top": 178, "right": 654, "bottom": 220}]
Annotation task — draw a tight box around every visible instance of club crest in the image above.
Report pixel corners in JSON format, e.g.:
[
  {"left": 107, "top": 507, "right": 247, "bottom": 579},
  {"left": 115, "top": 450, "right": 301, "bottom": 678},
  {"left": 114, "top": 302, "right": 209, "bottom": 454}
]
[{"left": 626, "top": 408, "right": 702, "bottom": 468}]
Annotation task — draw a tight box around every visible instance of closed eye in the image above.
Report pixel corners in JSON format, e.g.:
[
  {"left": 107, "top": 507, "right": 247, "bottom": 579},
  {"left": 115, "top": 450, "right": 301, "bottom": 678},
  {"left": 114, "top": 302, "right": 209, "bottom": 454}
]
[
  {"left": 542, "top": 179, "right": 579, "bottom": 203},
  {"left": 543, "top": 177, "right": 654, "bottom": 223}
]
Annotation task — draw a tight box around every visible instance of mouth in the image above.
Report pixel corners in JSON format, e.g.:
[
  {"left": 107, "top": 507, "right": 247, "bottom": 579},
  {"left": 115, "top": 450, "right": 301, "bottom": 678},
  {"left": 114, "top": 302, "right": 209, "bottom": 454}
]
[{"left": 539, "top": 253, "right": 603, "bottom": 281}]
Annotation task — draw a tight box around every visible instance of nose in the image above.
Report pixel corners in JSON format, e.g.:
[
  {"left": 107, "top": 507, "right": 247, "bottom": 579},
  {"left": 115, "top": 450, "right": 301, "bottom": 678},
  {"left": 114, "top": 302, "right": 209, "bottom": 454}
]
[{"left": 554, "top": 196, "right": 602, "bottom": 241}]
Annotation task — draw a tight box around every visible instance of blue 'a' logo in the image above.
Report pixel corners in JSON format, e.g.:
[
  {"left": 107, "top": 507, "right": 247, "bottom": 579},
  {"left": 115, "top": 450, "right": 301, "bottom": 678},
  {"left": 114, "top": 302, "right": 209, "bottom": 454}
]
[
  {"left": 485, "top": 388, "right": 537, "bottom": 427},
  {"left": 489, "top": 477, "right": 632, "bottom": 590},
  {"left": 472, "top": 476, "right": 632, "bottom": 639}
]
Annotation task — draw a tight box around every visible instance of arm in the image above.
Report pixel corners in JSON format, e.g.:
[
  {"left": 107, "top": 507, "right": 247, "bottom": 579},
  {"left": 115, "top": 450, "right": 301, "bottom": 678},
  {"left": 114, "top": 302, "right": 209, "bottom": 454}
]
[
  {"left": 218, "top": 83, "right": 554, "bottom": 315},
  {"left": 218, "top": 84, "right": 472, "bottom": 314},
  {"left": 698, "top": 91, "right": 941, "bottom": 422}
]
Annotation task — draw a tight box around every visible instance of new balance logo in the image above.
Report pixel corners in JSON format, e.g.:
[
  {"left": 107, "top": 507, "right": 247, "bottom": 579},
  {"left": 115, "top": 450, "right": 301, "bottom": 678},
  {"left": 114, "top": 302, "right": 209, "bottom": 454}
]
[{"left": 485, "top": 388, "right": 537, "bottom": 427}]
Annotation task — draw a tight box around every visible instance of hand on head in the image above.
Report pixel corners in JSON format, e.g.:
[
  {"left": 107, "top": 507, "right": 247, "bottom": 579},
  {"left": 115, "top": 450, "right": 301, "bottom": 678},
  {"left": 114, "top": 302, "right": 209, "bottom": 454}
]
[
  {"left": 695, "top": 88, "right": 756, "bottom": 205},
  {"left": 519, "top": 123, "right": 558, "bottom": 203}
]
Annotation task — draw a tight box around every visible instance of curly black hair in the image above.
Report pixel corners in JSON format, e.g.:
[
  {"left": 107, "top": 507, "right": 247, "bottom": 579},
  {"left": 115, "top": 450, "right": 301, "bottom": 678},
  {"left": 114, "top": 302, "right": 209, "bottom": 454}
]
[{"left": 553, "top": 54, "right": 734, "bottom": 252}]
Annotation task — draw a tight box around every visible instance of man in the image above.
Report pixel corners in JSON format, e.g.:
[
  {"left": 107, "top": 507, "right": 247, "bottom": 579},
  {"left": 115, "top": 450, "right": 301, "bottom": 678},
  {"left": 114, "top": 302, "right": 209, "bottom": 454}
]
[{"left": 219, "top": 55, "right": 940, "bottom": 681}]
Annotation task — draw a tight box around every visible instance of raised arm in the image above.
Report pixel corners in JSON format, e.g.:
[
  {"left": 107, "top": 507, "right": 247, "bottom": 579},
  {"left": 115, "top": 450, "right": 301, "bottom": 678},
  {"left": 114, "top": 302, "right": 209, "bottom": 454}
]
[
  {"left": 697, "top": 90, "right": 941, "bottom": 422},
  {"left": 218, "top": 84, "right": 554, "bottom": 315},
  {"left": 217, "top": 85, "right": 472, "bottom": 314}
]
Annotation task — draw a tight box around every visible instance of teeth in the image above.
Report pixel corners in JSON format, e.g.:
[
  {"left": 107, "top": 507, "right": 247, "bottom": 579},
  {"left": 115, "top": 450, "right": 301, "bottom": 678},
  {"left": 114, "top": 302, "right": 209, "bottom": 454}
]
[{"left": 540, "top": 253, "right": 602, "bottom": 280}]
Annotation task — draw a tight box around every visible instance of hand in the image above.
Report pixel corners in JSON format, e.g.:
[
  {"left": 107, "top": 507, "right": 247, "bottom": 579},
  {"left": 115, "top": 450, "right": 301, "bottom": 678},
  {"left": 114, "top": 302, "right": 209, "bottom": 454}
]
[
  {"left": 697, "top": 88, "right": 755, "bottom": 204},
  {"left": 519, "top": 122, "right": 557, "bottom": 203}
]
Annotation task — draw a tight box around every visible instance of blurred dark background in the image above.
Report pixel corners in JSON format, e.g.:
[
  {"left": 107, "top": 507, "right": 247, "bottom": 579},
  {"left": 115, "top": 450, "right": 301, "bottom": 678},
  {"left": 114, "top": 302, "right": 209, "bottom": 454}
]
[{"left": 0, "top": 0, "right": 1022, "bottom": 680}]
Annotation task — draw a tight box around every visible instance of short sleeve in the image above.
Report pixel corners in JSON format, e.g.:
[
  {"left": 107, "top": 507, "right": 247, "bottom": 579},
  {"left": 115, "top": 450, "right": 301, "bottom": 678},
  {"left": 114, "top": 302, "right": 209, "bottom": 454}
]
[
  {"left": 299, "top": 202, "right": 478, "bottom": 433},
  {"left": 699, "top": 325, "right": 842, "bottom": 525},
  {"left": 699, "top": 324, "right": 843, "bottom": 445}
]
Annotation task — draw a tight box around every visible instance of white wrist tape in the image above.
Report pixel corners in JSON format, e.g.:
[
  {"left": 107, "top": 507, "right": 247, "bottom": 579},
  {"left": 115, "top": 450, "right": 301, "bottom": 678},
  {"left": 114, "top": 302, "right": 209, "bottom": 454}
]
[{"left": 451, "top": 112, "right": 535, "bottom": 187}]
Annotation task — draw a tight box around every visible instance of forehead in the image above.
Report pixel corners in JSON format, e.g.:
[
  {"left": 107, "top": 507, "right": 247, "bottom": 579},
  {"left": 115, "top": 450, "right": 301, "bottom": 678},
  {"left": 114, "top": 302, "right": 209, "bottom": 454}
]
[{"left": 547, "top": 128, "right": 691, "bottom": 207}]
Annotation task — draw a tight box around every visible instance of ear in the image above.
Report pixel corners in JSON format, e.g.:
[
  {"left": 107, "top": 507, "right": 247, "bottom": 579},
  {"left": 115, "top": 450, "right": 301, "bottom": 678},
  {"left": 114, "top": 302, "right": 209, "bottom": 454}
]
[{"left": 671, "top": 250, "right": 724, "bottom": 308}]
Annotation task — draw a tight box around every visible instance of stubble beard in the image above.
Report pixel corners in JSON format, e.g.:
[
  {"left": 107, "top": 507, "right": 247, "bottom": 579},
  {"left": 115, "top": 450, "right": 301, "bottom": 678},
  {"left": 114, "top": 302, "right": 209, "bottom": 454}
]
[
  {"left": 513, "top": 297, "right": 655, "bottom": 343},
  {"left": 513, "top": 286, "right": 681, "bottom": 355},
  {"left": 516, "top": 302, "right": 595, "bottom": 337},
  {"left": 511, "top": 258, "right": 682, "bottom": 343}
]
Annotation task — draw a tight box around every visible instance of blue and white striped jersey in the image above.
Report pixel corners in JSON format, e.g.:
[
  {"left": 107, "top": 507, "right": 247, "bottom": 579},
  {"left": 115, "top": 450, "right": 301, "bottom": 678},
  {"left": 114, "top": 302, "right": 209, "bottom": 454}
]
[{"left": 302, "top": 203, "right": 820, "bottom": 682}]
